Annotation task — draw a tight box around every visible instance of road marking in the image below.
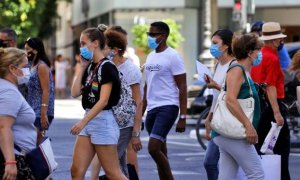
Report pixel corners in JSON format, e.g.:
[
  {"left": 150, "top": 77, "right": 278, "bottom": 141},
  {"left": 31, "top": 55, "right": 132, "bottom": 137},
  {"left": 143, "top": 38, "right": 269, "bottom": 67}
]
[
  {"left": 168, "top": 170, "right": 201, "bottom": 175},
  {"left": 167, "top": 141, "right": 201, "bottom": 147},
  {"left": 169, "top": 152, "right": 205, "bottom": 156},
  {"left": 291, "top": 153, "right": 300, "bottom": 157},
  {"left": 141, "top": 136, "right": 200, "bottom": 147},
  {"left": 54, "top": 155, "right": 72, "bottom": 159}
]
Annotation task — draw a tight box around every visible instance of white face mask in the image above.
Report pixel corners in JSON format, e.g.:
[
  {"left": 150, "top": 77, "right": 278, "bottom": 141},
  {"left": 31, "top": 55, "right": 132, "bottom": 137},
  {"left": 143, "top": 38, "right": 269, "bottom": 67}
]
[{"left": 16, "top": 67, "right": 31, "bottom": 85}]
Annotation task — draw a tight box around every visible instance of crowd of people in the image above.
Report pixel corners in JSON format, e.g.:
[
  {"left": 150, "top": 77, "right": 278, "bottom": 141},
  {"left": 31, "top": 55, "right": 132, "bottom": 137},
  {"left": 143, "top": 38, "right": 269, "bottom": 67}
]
[
  {"left": 202, "top": 21, "right": 299, "bottom": 180},
  {"left": 0, "top": 18, "right": 299, "bottom": 180},
  {"left": 0, "top": 28, "right": 56, "bottom": 179}
]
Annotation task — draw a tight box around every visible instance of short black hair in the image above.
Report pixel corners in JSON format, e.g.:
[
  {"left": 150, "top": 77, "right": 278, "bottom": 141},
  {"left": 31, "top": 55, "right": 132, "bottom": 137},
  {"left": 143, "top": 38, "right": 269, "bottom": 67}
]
[
  {"left": 212, "top": 29, "right": 233, "bottom": 55},
  {"left": 251, "top": 21, "right": 264, "bottom": 33},
  {"left": 150, "top": 21, "right": 170, "bottom": 36},
  {"left": 0, "top": 28, "right": 17, "bottom": 41}
]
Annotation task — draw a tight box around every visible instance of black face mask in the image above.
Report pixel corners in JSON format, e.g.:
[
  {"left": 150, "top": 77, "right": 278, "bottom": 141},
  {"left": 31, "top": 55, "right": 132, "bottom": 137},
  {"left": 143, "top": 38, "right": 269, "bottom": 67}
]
[
  {"left": 277, "top": 43, "right": 284, "bottom": 51},
  {"left": 0, "top": 40, "right": 8, "bottom": 48},
  {"left": 27, "top": 51, "right": 36, "bottom": 62}
]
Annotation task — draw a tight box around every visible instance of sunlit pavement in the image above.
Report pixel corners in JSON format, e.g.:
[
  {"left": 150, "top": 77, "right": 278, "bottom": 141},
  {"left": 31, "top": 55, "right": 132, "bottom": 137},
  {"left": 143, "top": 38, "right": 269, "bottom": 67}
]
[{"left": 54, "top": 98, "right": 85, "bottom": 120}]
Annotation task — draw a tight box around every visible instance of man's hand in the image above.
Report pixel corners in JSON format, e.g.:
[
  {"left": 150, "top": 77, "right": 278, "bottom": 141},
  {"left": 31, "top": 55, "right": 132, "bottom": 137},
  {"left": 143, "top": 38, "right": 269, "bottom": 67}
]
[
  {"left": 176, "top": 118, "right": 186, "bottom": 133},
  {"left": 274, "top": 111, "right": 284, "bottom": 126}
]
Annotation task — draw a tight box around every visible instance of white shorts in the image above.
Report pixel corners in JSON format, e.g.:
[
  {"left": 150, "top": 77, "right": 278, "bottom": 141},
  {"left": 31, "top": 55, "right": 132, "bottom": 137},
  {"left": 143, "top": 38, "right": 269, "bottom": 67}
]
[{"left": 79, "top": 110, "right": 120, "bottom": 145}]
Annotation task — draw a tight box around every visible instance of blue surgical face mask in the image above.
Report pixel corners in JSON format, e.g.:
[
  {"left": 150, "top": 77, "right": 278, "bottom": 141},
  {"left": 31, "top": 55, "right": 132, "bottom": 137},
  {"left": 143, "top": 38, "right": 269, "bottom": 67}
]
[
  {"left": 147, "top": 36, "right": 159, "bottom": 50},
  {"left": 210, "top": 44, "right": 222, "bottom": 58},
  {"left": 80, "top": 46, "right": 93, "bottom": 61},
  {"left": 253, "top": 51, "right": 263, "bottom": 66}
]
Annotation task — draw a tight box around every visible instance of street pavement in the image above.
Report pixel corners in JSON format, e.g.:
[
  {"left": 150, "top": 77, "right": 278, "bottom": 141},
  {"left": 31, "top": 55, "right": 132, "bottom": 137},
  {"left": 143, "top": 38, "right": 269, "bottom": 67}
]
[{"left": 49, "top": 99, "right": 300, "bottom": 180}]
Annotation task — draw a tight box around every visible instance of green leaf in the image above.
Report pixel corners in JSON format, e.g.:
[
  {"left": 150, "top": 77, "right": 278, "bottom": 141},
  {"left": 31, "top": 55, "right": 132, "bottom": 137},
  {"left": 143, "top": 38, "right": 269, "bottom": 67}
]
[{"left": 0, "top": 0, "right": 58, "bottom": 46}]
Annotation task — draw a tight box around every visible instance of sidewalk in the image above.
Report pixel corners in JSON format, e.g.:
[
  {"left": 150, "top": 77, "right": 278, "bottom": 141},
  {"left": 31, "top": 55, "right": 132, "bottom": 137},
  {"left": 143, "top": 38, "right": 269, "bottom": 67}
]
[{"left": 54, "top": 98, "right": 85, "bottom": 120}]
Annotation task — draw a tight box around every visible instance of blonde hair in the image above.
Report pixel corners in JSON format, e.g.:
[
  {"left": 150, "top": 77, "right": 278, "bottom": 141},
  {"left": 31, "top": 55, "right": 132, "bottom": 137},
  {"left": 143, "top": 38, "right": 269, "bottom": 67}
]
[
  {"left": 0, "top": 48, "right": 27, "bottom": 78},
  {"left": 289, "top": 50, "right": 300, "bottom": 72}
]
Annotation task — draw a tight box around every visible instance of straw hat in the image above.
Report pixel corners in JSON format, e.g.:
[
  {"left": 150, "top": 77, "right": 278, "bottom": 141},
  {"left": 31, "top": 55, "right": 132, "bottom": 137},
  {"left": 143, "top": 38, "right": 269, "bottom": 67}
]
[{"left": 260, "top": 22, "right": 287, "bottom": 41}]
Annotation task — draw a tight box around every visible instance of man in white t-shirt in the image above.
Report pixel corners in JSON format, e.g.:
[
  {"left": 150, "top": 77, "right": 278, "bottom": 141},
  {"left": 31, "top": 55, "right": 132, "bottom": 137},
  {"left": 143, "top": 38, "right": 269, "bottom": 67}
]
[{"left": 143, "top": 21, "right": 187, "bottom": 180}]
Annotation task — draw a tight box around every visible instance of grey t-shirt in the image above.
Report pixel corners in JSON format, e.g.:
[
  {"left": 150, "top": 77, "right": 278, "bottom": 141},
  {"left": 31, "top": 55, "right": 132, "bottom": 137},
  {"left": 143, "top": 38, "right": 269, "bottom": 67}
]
[
  {"left": 0, "top": 79, "right": 37, "bottom": 155},
  {"left": 117, "top": 59, "right": 143, "bottom": 128}
]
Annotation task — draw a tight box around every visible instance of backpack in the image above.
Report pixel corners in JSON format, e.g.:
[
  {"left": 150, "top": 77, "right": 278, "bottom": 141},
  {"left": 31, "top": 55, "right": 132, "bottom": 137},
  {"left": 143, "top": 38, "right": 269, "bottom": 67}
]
[{"left": 98, "top": 60, "right": 137, "bottom": 128}]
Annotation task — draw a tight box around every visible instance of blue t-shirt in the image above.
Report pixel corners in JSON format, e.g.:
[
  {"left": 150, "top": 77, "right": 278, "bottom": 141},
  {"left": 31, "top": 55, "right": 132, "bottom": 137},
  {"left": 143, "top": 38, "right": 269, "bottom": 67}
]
[
  {"left": 278, "top": 45, "right": 291, "bottom": 70},
  {"left": 0, "top": 78, "right": 37, "bottom": 154}
]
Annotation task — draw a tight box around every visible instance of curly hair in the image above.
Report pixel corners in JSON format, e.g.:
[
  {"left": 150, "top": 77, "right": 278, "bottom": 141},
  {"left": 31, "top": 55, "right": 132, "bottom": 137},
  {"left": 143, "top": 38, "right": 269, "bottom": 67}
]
[
  {"left": 104, "top": 27, "right": 127, "bottom": 56},
  {"left": 289, "top": 50, "right": 300, "bottom": 72},
  {"left": 232, "top": 34, "right": 262, "bottom": 60}
]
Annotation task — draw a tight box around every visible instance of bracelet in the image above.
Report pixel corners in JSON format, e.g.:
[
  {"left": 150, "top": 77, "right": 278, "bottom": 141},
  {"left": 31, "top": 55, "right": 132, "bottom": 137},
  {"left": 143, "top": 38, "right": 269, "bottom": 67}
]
[
  {"left": 179, "top": 114, "right": 186, "bottom": 119},
  {"left": 41, "top": 104, "right": 48, "bottom": 107},
  {"left": 4, "top": 161, "right": 17, "bottom": 165}
]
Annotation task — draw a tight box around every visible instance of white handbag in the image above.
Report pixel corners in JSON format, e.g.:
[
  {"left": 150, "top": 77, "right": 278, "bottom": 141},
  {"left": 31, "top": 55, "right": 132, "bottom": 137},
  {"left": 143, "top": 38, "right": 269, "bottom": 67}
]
[{"left": 211, "top": 71, "right": 254, "bottom": 139}]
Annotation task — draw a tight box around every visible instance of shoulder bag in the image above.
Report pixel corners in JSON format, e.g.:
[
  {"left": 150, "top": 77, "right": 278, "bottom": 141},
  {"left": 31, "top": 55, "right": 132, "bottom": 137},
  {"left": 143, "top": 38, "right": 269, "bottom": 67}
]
[
  {"left": 15, "top": 137, "right": 58, "bottom": 180},
  {"left": 211, "top": 65, "right": 254, "bottom": 139}
]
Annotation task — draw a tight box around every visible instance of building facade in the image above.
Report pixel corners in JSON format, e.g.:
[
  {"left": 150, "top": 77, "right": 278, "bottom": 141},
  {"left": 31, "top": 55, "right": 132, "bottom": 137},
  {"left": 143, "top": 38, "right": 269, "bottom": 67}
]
[{"left": 55, "top": 0, "right": 300, "bottom": 85}]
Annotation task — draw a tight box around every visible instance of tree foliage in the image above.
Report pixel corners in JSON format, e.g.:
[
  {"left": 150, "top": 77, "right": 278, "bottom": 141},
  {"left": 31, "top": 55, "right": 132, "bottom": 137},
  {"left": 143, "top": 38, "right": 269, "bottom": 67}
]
[
  {"left": 131, "top": 19, "right": 184, "bottom": 54},
  {"left": 0, "top": 0, "right": 58, "bottom": 45}
]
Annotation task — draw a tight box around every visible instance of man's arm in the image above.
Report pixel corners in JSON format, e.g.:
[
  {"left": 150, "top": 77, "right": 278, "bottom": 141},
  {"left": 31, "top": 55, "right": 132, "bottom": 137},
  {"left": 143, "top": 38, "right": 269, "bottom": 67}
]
[
  {"left": 174, "top": 73, "right": 187, "bottom": 132},
  {"left": 266, "top": 85, "right": 284, "bottom": 126},
  {"left": 142, "top": 83, "right": 147, "bottom": 116}
]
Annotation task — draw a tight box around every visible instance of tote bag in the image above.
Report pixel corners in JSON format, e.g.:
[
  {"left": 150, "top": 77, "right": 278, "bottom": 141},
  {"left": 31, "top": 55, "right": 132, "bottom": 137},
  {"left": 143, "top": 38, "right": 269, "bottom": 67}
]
[
  {"left": 14, "top": 137, "right": 58, "bottom": 180},
  {"left": 211, "top": 67, "right": 254, "bottom": 139},
  {"left": 26, "top": 137, "right": 58, "bottom": 179}
]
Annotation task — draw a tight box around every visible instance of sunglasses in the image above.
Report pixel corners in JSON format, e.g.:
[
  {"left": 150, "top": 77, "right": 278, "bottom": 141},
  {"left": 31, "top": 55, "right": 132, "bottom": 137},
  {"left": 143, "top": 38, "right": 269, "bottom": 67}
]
[
  {"left": 0, "top": 39, "right": 12, "bottom": 48},
  {"left": 146, "top": 32, "right": 164, "bottom": 37}
]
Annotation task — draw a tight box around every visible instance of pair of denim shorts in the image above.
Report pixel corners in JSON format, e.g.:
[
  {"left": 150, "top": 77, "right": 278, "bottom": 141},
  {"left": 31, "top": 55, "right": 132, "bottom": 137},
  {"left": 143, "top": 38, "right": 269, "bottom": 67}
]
[
  {"left": 145, "top": 105, "right": 179, "bottom": 142},
  {"left": 79, "top": 110, "right": 120, "bottom": 145}
]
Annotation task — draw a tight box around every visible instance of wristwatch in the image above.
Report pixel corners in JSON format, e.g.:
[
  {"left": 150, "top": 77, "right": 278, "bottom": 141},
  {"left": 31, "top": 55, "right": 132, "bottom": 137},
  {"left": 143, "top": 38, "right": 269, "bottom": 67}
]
[
  {"left": 132, "top": 131, "right": 140, "bottom": 137},
  {"left": 179, "top": 114, "right": 187, "bottom": 119}
]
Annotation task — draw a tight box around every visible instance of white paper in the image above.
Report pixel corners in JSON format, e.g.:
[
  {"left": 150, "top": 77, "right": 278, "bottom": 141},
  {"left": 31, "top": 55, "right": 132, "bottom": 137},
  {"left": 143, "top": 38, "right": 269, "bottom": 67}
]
[{"left": 196, "top": 61, "right": 212, "bottom": 83}]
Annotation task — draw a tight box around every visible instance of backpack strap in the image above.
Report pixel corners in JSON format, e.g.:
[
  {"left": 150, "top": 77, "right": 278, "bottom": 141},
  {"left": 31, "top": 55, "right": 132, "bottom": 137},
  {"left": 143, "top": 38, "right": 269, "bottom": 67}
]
[
  {"left": 224, "top": 64, "right": 253, "bottom": 97},
  {"left": 97, "top": 59, "right": 113, "bottom": 83}
]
